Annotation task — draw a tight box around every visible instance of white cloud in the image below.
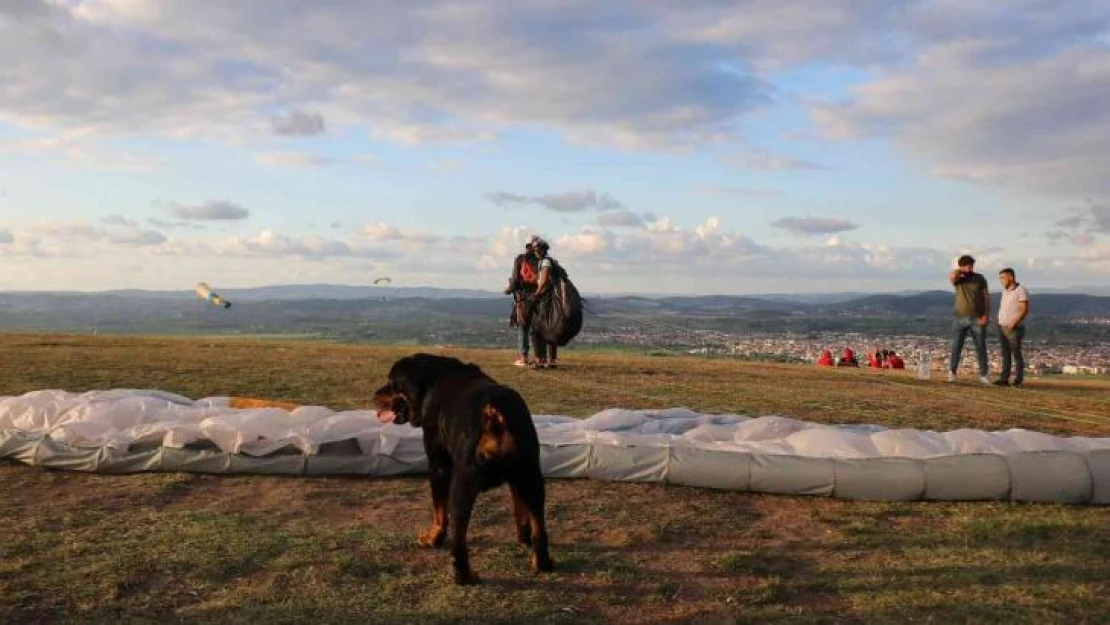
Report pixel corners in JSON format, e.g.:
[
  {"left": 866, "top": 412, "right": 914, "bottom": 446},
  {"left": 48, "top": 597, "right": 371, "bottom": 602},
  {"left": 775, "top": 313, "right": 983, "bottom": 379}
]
[
  {"left": 727, "top": 150, "right": 828, "bottom": 171},
  {"left": 3, "top": 214, "right": 1108, "bottom": 289},
  {"left": 771, "top": 216, "right": 860, "bottom": 237},
  {"left": 0, "top": 219, "right": 167, "bottom": 257},
  {"left": 269, "top": 110, "right": 325, "bottom": 136},
  {"left": 487, "top": 190, "right": 624, "bottom": 213},
  {"left": 697, "top": 186, "right": 784, "bottom": 198},
  {"left": 598, "top": 209, "right": 654, "bottom": 228},
  {"left": 164, "top": 200, "right": 250, "bottom": 221},
  {"left": 213, "top": 230, "right": 355, "bottom": 258},
  {"left": 2, "top": 0, "right": 1104, "bottom": 203},
  {"left": 256, "top": 151, "right": 340, "bottom": 168},
  {"left": 810, "top": 2, "right": 1110, "bottom": 196},
  {"left": 1, "top": 1, "right": 771, "bottom": 150},
  {"left": 101, "top": 214, "right": 139, "bottom": 227}
]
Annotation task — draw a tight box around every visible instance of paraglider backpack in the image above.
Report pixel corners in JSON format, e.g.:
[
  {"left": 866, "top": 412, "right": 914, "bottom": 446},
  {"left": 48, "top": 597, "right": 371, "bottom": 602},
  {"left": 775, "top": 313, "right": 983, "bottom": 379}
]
[
  {"left": 518, "top": 257, "right": 538, "bottom": 285},
  {"left": 530, "top": 258, "right": 584, "bottom": 346}
]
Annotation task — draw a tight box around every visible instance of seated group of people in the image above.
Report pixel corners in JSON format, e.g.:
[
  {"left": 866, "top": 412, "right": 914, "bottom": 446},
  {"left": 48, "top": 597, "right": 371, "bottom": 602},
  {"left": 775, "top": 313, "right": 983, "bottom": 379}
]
[
  {"left": 816, "top": 347, "right": 904, "bottom": 369},
  {"left": 867, "top": 348, "right": 905, "bottom": 369}
]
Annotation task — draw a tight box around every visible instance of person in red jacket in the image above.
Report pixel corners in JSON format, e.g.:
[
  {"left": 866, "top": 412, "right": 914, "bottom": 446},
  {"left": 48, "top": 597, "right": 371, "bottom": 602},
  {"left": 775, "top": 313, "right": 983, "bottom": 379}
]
[
  {"left": 817, "top": 349, "right": 834, "bottom": 366},
  {"left": 888, "top": 352, "right": 906, "bottom": 369},
  {"left": 838, "top": 347, "right": 859, "bottom": 367}
]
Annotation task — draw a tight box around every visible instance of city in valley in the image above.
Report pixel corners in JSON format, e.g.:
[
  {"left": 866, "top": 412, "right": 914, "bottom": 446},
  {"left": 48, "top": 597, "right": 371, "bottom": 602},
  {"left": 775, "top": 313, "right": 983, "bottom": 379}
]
[{"left": 578, "top": 325, "right": 1110, "bottom": 377}]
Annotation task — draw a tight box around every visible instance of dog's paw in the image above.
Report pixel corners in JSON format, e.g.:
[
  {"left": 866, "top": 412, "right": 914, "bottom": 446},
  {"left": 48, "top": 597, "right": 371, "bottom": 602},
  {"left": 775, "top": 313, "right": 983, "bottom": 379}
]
[
  {"left": 454, "top": 570, "right": 481, "bottom": 585},
  {"left": 418, "top": 527, "right": 446, "bottom": 549},
  {"left": 532, "top": 553, "right": 555, "bottom": 573},
  {"left": 516, "top": 527, "right": 533, "bottom": 547}
]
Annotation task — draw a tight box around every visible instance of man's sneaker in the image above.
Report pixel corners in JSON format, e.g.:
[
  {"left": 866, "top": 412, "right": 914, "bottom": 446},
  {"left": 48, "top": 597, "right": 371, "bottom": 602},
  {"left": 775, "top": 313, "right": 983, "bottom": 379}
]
[
  {"left": 993, "top": 379, "right": 1010, "bottom": 387},
  {"left": 946, "top": 371, "right": 957, "bottom": 383},
  {"left": 1012, "top": 381, "right": 1024, "bottom": 389},
  {"left": 979, "top": 375, "right": 992, "bottom": 385},
  {"left": 513, "top": 356, "right": 528, "bottom": 367}
]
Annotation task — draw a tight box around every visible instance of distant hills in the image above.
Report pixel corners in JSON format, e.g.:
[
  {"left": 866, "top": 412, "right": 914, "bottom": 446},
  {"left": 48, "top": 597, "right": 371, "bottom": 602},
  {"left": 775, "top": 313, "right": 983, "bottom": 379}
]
[
  {"left": 0, "top": 285, "right": 1107, "bottom": 342},
  {"left": 84, "top": 284, "right": 500, "bottom": 301}
]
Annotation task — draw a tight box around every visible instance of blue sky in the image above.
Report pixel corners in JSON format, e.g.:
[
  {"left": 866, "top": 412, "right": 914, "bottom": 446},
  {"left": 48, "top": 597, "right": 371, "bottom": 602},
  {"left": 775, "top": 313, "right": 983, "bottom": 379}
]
[{"left": 1, "top": 0, "right": 1108, "bottom": 294}]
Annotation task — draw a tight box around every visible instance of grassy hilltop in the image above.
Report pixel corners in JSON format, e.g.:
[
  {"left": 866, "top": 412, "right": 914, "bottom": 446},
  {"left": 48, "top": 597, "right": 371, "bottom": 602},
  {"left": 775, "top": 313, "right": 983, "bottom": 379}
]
[{"left": 1, "top": 334, "right": 1109, "bottom": 623}]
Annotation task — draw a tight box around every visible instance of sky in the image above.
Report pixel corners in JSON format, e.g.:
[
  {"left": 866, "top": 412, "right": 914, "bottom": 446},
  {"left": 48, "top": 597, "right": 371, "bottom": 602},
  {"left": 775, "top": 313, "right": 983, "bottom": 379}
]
[{"left": 1, "top": 0, "right": 1109, "bottom": 295}]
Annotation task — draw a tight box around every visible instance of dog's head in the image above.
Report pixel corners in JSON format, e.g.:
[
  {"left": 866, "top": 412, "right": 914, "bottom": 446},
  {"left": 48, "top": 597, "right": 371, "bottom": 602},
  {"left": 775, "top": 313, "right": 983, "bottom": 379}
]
[{"left": 372, "top": 353, "right": 474, "bottom": 427}]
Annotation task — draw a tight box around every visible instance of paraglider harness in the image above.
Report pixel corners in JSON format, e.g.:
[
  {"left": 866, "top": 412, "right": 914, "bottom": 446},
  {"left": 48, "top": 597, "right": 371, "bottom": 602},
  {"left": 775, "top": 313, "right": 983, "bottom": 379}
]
[
  {"left": 508, "top": 252, "right": 538, "bottom": 329},
  {"left": 523, "top": 257, "right": 583, "bottom": 346}
]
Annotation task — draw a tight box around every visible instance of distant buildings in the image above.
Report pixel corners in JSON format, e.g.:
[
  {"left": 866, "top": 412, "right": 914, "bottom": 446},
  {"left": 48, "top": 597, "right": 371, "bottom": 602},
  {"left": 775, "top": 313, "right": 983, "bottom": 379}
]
[{"left": 580, "top": 326, "right": 1110, "bottom": 375}]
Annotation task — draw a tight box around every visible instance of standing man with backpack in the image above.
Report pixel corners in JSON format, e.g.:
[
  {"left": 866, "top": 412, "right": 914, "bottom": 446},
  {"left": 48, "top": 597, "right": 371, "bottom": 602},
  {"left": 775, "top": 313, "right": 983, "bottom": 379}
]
[
  {"left": 947, "top": 254, "right": 992, "bottom": 385},
  {"left": 504, "top": 236, "right": 539, "bottom": 367},
  {"left": 529, "top": 238, "right": 560, "bottom": 369}
]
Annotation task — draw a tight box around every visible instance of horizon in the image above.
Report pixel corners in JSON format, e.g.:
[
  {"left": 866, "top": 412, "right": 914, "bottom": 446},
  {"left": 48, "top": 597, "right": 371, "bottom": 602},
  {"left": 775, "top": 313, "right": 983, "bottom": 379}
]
[
  {"left": 2, "top": 281, "right": 1108, "bottom": 300},
  {"left": 1, "top": 2, "right": 1108, "bottom": 295}
]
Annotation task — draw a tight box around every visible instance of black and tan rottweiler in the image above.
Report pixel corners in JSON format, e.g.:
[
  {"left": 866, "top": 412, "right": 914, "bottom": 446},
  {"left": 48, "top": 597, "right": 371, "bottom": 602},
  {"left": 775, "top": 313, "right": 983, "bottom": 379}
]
[{"left": 373, "top": 353, "right": 554, "bottom": 585}]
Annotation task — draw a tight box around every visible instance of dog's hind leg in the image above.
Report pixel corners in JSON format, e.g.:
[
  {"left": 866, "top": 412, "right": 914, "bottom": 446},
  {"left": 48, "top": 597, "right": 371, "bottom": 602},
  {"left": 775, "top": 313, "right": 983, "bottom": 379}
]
[
  {"left": 509, "top": 484, "right": 532, "bottom": 547},
  {"left": 419, "top": 468, "right": 450, "bottom": 548},
  {"left": 511, "top": 473, "right": 554, "bottom": 573},
  {"left": 448, "top": 476, "right": 482, "bottom": 585}
]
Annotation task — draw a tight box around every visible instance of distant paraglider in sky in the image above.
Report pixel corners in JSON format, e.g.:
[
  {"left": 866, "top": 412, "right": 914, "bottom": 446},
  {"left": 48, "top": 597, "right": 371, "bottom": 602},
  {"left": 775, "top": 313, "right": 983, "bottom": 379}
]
[
  {"left": 373, "top": 276, "right": 391, "bottom": 301},
  {"left": 195, "top": 282, "right": 231, "bottom": 309}
]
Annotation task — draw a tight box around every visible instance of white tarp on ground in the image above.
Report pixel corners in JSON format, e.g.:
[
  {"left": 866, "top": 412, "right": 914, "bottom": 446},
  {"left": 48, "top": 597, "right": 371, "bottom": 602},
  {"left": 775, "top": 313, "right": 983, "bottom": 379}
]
[{"left": 1, "top": 389, "right": 1108, "bottom": 505}]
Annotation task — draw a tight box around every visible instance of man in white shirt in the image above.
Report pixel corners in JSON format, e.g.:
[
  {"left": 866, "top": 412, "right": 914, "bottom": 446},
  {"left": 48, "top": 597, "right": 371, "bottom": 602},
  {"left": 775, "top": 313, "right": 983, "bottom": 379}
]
[{"left": 995, "top": 268, "right": 1030, "bottom": 387}]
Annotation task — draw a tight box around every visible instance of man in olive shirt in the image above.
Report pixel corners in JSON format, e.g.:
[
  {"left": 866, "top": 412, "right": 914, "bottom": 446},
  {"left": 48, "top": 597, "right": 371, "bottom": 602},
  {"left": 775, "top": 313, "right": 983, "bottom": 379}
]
[{"left": 947, "top": 254, "right": 992, "bottom": 384}]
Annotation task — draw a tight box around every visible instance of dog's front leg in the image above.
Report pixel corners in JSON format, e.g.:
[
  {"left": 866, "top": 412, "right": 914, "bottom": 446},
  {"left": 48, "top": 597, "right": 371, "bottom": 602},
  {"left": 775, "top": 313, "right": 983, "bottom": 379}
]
[
  {"left": 419, "top": 467, "right": 450, "bottom": 548},
  {"left": 448, "top": 475, "right": 481, "bottom": 585}
]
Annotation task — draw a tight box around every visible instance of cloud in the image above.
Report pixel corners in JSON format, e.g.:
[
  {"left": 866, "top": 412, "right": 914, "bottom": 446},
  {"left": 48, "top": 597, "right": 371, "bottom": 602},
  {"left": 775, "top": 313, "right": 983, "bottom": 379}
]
[
  {"left": 213, "top": 230, "right": 355, "bottom": 258},
  {"left": 6, "top": 134, "right": 167, "bottom": 171},
  {"left": 256, "top": 151, "right": 340, "bottom": 168},
  {"left": 0, "top": 219, "right": 168, "bottom": 257},
  {"left": 430, "top": 159, "right": 466, "bottom": 171},
  {"left": 598, "top": 209, "right": 655, "bottom": 228},
  {"left": 108, "top": 228, "right": 167, "bottom": 246},
  {"left": 363, "top": 222, "right": 440, "bottom": 245},
  {"left": 1, "top": 1, "right": 772, "bottom": 150},
  {"left": 5, "top": 212, "right": 1108, "bottom": 288},
  {"left": 727, "top": 150, "right": 828, "bottom": 171},
  {"left": 269, "top": 110, "right": 326, "bottom": 136},
  {"left": 165, "top": 200, "right": 250, "bottom": 221},
  {"left": 1046, "top": 200, "right": 1110, "bottom": 246},
  {"left": 810, "top": 7, "right": 1110, "bottom": 196},
  {"left": 698, "top": 186, "right": 784, "bottom": 198},
  {"left": 771, "top": 217, "right": 860, "bottom": 237},
  {"left": 101, "top": 214, "right": 139, "bottom": 227},
  {"left": 330, "top": 220, "right": 342, "bottom": 229},
  {"left": 487, "top": 190, "right": 623, "bottom": 212}
]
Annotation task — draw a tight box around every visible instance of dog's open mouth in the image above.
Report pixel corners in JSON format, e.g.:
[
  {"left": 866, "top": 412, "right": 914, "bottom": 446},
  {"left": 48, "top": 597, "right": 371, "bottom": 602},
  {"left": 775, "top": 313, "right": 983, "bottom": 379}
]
[{"left": 373, "top": 387, "right": 411, "bottom": 425}]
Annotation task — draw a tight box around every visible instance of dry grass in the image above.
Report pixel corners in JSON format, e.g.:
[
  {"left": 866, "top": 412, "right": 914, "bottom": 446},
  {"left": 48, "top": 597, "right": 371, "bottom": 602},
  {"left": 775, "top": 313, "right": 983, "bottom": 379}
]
[{"left": 1, "top": 333, "right": 1109, "bottom": 624}]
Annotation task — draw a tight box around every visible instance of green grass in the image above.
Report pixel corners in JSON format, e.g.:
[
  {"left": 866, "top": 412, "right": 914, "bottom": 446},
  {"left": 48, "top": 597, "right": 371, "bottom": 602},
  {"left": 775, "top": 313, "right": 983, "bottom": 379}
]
[{"left": 1, "top": 332, "right": 1109, "bottom": 623}]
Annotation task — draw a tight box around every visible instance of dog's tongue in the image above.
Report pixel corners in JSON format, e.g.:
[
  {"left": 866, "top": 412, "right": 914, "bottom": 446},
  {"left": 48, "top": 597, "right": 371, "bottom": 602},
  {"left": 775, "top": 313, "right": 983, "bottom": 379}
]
[{"left": 376, "top": 409, "right": 396, "bottom": 424}]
